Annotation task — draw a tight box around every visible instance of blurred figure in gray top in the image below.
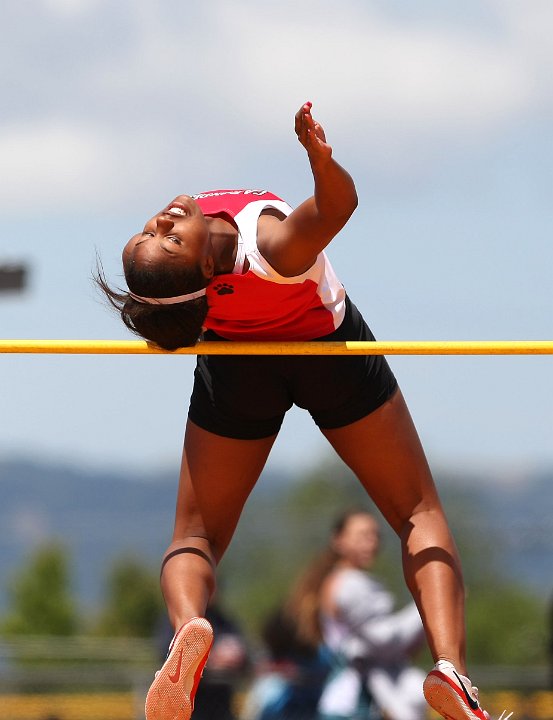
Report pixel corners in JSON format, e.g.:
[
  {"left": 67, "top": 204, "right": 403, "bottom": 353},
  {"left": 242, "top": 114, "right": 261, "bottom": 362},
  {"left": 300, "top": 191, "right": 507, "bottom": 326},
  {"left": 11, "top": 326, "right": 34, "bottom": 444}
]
[{"left": 286, "top": 509, "right": 426, "bottom": 720}]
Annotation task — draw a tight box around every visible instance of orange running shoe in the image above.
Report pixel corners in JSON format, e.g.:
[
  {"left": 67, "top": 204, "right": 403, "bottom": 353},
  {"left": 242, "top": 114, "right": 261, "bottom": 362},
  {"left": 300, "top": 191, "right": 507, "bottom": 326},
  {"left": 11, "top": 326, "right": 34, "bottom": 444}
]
[
  {"left": 423, "top": 660, "right": 512, "bottom": 720},
  {"left": 145, "top": 616, "right": 214, "bottom": 720}
]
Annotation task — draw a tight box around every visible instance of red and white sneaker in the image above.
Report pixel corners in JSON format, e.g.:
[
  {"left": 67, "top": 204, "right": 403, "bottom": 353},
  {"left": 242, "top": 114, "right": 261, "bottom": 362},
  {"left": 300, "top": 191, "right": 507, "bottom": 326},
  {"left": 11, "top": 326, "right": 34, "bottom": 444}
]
[
  {"left": 145, "top": 616, "right": 214, "bottom": 720},
  {"left": 423, "top": 660, "right": 512, "bottom": 720}
]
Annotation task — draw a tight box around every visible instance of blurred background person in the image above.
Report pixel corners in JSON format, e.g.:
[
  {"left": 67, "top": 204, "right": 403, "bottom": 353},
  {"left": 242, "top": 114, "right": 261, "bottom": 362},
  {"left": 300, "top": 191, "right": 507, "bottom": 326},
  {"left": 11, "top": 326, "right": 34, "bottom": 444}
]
[
  {"left": 286, "top": 509, "right": 427, "bottom": 720},
  {"left": 242, "top": 604, "right": 330, "bottom": 720}
]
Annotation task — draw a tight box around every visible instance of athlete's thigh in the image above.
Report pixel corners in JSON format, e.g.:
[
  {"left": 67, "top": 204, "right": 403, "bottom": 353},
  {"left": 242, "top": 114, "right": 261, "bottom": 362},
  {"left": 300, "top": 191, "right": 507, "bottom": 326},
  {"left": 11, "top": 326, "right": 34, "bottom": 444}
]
[
  {"left": 173, "top": 419, "right": 277, "bottom": 561},
  {"left": 321, "top": 388, "right": 442, "bottom": 534}
]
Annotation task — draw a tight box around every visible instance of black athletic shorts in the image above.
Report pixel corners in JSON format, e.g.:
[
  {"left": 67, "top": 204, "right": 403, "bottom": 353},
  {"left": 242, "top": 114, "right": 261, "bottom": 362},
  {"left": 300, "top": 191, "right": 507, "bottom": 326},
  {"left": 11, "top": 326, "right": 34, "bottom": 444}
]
[{"left": 188, "top": 295, "right": 398, "bottom": 440}]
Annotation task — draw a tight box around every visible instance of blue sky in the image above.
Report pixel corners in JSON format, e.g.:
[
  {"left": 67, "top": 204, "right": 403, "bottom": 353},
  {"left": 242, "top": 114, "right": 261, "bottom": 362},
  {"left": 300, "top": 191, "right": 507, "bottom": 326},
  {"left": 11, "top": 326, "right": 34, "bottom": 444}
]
[{"left": 1, "top": 0, "right": 551, "bottom": 480}]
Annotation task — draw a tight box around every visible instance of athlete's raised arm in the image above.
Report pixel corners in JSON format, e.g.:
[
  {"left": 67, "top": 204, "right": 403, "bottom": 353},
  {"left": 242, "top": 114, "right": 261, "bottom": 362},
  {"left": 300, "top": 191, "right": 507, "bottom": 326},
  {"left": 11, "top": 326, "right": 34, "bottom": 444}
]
[{"left": 257, "top": 102, "right": 358, "bottom": 276}]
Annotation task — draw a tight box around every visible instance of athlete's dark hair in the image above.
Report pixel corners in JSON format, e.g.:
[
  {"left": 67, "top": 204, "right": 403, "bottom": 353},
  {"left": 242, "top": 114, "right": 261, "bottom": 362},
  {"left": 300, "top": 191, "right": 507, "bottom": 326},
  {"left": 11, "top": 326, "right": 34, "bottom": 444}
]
[{"left": 93, "top": 256, "right": 208, "bottom": 351}]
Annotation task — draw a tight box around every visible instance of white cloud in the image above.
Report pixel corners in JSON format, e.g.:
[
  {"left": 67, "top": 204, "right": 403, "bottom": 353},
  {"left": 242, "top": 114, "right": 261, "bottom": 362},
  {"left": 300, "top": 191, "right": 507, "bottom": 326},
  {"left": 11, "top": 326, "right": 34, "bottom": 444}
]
[
  {"left": 0, "top": 0, "right": 551, "bottom": 210},
  {"left": 40, "top": 0, "right": 104, "bottom": 19},
  {"left": 203, "top": 0, "right": 545, "bottom": 149},
  {"left": 0, "top": 122, "right": 112, "bottom": 210}
]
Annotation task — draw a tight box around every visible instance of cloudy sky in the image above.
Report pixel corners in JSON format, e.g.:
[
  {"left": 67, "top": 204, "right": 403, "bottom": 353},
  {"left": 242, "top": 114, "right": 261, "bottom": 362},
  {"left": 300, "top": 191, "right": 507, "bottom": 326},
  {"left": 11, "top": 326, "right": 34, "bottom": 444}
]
[{"left": 1, "top": 0, "right": 551, "bottom": 480}]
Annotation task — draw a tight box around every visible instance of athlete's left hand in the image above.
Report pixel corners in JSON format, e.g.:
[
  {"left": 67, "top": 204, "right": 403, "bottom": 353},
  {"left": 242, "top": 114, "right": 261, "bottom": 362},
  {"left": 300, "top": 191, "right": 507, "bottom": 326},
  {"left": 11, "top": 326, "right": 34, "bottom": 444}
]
[{"left": 294, "top": 102, "right": 333, "bottom": 166}]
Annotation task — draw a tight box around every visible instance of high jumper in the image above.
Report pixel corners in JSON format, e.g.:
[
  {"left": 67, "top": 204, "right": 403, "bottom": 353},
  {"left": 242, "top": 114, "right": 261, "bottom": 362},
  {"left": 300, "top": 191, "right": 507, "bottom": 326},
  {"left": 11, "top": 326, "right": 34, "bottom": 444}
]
[{"left": 96, "top": 102, "right": 510, "bottom": 720}]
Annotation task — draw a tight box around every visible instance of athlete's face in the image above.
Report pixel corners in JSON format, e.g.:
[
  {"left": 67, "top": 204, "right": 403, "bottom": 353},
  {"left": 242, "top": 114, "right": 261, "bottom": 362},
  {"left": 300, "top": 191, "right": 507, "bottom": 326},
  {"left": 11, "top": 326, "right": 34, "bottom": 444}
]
[
  {"left": 123, "top": 195, "right": 213, "bottom": 278},
  {"left": 333, "top": 513, "right": 380, "bottom": 570}
]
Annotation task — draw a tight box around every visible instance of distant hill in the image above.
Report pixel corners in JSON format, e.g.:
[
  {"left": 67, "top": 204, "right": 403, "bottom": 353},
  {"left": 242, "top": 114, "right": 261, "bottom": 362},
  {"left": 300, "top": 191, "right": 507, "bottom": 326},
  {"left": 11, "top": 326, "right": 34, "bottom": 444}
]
[
  {"left": 0, "top": 458, "right": 175, "bottom": 610},
  {"left": 439, "top": 466, "right": 553, "bottom": 594},
  {"left": 0, "top": 457, "right": 285, "bottom": 612},
  {"left": 0, "top": 457, "right": 551, "bottom": 615}
]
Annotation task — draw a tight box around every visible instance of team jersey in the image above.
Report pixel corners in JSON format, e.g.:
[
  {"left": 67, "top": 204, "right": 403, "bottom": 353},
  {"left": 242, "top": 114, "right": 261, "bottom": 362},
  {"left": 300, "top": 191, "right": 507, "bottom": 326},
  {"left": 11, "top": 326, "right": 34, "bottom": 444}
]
[{"left": 194, "top": 189, "right": 346, "bottom": 341}]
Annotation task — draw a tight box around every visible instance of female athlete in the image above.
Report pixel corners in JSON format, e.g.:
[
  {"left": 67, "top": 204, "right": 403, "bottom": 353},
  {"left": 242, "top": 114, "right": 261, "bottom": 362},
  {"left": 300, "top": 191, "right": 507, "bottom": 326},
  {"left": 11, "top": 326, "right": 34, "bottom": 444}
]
[{"left": 97, "top": 103, "right": 506, "bottom": 720}]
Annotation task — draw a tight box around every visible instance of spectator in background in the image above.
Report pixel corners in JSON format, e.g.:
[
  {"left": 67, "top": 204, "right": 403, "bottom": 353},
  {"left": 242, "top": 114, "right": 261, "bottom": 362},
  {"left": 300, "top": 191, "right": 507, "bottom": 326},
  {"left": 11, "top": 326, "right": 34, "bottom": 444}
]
[
  {"left": 287, "top": 509, "right": 427, "bottom": 720},
  {"left": 242, "top": 605, "right": 329, "bottom": 720}
]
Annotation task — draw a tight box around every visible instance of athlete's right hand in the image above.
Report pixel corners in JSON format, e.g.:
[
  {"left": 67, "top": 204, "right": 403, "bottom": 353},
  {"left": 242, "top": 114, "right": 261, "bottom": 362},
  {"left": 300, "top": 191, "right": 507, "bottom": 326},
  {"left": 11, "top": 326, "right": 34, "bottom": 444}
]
[{"left": 294, "top": 102, "right": 333, "bottom": 166}]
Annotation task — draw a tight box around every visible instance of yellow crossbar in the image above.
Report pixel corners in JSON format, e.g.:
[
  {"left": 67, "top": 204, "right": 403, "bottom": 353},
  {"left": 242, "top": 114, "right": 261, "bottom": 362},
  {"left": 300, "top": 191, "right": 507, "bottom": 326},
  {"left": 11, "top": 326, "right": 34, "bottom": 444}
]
[{"left": 0, "top": 340, "right": 552, "bottom": 355}]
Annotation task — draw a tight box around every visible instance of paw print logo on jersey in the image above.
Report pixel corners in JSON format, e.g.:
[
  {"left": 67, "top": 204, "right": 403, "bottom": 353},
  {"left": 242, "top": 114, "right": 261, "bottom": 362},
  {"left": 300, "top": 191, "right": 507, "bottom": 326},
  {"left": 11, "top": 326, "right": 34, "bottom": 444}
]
[{"left": 213, "top": 282, "right": 234, "bottom": 296}]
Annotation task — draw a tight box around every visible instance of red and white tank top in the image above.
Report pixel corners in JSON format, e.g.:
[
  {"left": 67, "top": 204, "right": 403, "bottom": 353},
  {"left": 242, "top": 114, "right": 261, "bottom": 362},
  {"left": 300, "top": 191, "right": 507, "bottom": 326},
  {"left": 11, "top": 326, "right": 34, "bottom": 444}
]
[{"left": 194, "top": 189, "right": 346, "bottom": 341}]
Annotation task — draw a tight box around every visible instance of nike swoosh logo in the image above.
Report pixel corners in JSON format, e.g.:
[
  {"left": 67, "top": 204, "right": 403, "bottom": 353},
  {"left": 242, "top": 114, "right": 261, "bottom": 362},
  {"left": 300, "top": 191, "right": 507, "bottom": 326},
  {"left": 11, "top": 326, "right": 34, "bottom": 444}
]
[
  {"left": 453, "top": 670, "right": 480, "bottom": 711},
  {"left": 169, "top": 648, "right": 184, "bottom": 683}
]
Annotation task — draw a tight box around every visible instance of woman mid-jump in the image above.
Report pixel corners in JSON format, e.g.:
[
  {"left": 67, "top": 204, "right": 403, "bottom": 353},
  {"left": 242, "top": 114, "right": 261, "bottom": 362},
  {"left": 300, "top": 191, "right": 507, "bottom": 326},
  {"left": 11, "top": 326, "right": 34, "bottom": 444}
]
[{"left": 98, "top": 102, "right": 507, "bottom": 720}]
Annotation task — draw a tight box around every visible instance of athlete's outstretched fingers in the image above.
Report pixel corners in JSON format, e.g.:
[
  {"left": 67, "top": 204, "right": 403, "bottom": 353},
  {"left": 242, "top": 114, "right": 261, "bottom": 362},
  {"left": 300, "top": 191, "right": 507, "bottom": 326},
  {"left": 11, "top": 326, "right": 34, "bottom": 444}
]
[
  {"left": 294, "top": 101, "right": 312, "bottom": 125},
  {"left": 295, "top": 106, "right": 331, "bottom": 165},
  {"left": 295, "top": 101, "right": 313, "bottom": 145}
]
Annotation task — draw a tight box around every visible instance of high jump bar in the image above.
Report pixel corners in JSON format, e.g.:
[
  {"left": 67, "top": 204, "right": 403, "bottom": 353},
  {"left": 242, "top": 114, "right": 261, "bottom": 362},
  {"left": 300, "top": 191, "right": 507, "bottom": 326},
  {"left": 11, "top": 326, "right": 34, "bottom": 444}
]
[{"left": 0, "top": 340, "right": 552, "bottom": 355}]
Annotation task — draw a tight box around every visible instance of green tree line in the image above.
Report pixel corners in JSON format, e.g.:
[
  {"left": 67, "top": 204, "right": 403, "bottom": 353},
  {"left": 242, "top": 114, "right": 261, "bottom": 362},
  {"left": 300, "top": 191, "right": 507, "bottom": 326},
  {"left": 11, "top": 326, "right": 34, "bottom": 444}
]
[{"left": 1, "top": 545, "right": 164, "bottom": 639}]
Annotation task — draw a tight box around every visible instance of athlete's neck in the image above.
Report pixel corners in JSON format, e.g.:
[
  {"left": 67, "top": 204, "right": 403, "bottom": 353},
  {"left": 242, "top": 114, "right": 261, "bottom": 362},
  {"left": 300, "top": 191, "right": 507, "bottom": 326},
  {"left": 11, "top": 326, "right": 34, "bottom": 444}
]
[{"left": 206, "top": 215, "right": 239, "bottom": 274}]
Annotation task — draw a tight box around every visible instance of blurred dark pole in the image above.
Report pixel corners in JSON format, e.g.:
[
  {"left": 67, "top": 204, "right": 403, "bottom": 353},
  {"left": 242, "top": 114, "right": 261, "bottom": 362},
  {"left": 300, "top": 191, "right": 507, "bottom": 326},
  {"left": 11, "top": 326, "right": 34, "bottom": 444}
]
[{"left": 0, "top": 263, "right": 28, "bottom": 294}]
